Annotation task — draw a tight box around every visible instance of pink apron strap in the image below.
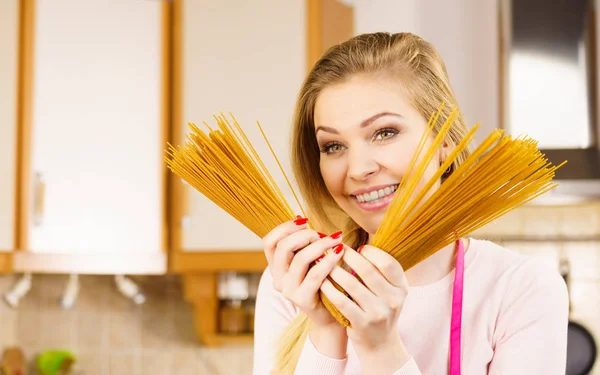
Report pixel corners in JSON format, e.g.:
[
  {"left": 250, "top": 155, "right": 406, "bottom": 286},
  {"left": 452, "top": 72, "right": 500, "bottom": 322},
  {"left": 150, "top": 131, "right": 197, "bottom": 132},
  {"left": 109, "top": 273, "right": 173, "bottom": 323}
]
[{"left": 449, "top": 239, "right": 465, "bottom": 375}]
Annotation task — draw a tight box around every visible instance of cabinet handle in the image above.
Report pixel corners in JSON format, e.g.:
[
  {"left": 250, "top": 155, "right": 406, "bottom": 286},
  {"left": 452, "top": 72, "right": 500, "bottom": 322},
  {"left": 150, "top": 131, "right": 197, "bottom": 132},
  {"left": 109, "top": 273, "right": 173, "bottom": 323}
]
[{"left": 33, "top": 172, "right": 45, "bottom": 226}]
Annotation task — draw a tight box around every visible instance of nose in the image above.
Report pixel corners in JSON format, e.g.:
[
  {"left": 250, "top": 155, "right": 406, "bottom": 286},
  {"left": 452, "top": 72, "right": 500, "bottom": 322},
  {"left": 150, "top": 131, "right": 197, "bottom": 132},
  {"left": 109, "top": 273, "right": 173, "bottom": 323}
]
[{"left": 347, "top": 145, "right": 379, "bottom": 181}]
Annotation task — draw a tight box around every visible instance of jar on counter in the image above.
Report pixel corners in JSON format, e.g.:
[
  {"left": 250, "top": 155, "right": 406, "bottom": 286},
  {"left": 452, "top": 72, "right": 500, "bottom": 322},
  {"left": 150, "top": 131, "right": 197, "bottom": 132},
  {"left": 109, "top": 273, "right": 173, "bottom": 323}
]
[{"left": 218, "top": 272, "right": 249, "bottom": 335}]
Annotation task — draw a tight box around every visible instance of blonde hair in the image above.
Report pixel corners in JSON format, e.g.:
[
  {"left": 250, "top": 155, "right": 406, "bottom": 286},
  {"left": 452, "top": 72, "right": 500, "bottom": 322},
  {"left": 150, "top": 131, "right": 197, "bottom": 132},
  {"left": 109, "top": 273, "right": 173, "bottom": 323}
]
[
  {"left": 277, "top": 32, "right": 471, "bottom": 373},
  {"left": 291, "top": 31, "right": 471, "bottom": 243}
]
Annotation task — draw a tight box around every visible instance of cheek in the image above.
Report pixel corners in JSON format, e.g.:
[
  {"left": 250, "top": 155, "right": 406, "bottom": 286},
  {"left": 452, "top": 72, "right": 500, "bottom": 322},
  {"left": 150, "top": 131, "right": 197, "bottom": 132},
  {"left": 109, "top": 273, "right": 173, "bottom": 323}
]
[
  {"left": 374, "top": 145, "right": 414, "bottom": 177},
  {"left": 319, "top": 158, "right": 346, "bottom": 196}
]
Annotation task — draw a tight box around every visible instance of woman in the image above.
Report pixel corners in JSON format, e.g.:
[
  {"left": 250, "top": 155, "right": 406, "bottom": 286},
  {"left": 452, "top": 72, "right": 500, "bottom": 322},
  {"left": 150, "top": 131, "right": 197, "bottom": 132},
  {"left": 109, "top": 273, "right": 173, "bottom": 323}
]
[{"left": 253, "top": 32, "right": 568, "bottom": 375}]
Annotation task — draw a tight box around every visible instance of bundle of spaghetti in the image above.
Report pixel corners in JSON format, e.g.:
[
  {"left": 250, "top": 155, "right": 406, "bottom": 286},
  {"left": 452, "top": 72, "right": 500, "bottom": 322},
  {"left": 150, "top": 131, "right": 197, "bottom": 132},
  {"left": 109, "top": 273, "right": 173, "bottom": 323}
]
[
  {"left": 165, "top": 113, "right": 306, "bottom": 237},
  {"left": 274, "top": 106, "right": 565, "bottom": 374},
  {"left": 164, "top": 107, "right": 565, "bottom": 375}
]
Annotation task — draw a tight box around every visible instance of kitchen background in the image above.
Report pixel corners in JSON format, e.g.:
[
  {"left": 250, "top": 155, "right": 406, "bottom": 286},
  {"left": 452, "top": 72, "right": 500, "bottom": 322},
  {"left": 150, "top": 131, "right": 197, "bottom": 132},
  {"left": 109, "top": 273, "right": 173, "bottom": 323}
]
[{"left": 1, "top": 0, "right": 599, "bottom": 374}]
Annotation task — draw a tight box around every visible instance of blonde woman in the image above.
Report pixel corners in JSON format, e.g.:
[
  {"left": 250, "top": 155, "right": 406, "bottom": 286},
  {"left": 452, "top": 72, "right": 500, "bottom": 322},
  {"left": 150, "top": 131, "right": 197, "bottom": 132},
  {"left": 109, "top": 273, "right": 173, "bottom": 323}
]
[{"left": 253, "top": 32, "right": 568, "bottom": 375}]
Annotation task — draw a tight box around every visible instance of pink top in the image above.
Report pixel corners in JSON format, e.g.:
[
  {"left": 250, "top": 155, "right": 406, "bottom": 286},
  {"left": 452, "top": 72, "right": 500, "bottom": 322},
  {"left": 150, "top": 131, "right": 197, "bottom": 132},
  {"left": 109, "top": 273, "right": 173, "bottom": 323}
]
[{"left": 252, "top": 238, "right": 569, "bottom": 374}]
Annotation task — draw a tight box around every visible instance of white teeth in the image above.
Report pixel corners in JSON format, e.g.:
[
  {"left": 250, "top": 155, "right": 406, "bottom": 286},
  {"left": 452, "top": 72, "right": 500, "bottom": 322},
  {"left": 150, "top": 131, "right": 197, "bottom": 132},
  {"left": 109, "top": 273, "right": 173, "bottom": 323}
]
[{"left": 355, "top": 184, "right": 399, "bottom": 203}]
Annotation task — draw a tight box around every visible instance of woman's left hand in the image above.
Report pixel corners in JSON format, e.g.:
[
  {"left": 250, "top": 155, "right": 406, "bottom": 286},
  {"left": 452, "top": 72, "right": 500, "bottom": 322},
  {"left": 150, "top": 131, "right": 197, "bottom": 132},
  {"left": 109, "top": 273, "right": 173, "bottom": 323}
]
[{"left": 320, "top": 244, "right": 410, "bottom": 357}]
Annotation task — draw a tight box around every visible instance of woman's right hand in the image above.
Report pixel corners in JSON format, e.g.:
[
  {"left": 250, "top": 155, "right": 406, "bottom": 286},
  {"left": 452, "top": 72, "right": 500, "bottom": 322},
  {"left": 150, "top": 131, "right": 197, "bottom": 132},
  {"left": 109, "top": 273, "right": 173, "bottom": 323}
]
[{"left": 262, "top": 216, "right": 345, "bottom": 329}]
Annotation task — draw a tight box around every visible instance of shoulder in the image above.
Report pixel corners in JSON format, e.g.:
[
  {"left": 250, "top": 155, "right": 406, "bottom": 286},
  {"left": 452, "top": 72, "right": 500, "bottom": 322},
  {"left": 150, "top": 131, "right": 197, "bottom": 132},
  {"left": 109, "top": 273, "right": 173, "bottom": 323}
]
[
  {"left": 467, "top": 238, "right": 569, "bottom": 337},
  {"left": 467, "top": 237, "right": 567, "bottom": 293}
]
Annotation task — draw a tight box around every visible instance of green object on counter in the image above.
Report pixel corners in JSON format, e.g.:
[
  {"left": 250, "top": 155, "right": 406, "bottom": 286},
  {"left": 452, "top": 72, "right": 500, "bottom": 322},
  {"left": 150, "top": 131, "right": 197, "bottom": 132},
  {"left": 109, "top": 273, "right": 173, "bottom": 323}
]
[{"left": 37, "top": 350, "right": 76, "bottom": 375}]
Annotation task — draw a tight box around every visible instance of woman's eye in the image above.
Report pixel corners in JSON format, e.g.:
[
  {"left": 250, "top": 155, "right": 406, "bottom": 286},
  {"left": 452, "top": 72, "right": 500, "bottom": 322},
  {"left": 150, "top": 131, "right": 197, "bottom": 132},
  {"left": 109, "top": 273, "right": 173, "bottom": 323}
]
[
  {"left": 374, "top": 128, "right": 398, "bottom": 141},
  {"left": 320, "top": 143, "right": 344, "bottom": 154}
]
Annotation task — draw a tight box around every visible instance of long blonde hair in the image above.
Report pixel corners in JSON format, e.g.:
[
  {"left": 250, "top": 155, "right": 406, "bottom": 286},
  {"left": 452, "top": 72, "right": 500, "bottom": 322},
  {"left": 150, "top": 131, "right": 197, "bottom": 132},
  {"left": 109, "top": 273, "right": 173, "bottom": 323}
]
[
  {"left": 291, "top": 31, "right": 470, "bottom": 249},
  {"left": 278, "top": 32, "right": 471, "bottom": 374}
]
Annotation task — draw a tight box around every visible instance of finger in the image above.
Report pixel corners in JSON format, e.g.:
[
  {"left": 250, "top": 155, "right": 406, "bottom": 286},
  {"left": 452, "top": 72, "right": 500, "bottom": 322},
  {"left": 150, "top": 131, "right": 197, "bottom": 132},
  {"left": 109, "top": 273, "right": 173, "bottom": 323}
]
[
  {"left": 272, "top": 228, "right": 321, "bottom": 283},
  {"left": 340, "top": 246, "right": 394, "bottom": 298},
  {"left": 286, "top": 233, "right": 344, "bottom": 288},
  {"left": 321, "top": 278, "right": 364, "bottom": 325},
  {"left": 262, "top": 216, "right": 310, "bottom": 264},
  {"left": 328, "top": 263, "right": 380, "bottom": 312},
  {"left": 359, "top": 245, "right": 408, "bottom": 289},
  {"left": 292, "top": 245, "right": 345, "bottom": 300}
]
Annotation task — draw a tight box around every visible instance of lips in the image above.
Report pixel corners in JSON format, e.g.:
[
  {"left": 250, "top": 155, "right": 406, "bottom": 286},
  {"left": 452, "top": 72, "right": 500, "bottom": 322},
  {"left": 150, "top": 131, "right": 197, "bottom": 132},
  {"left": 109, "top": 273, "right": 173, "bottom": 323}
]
[
  {"left": 350, "top": 183, "right": 400, "bottom": 211},
  {"left": 353, "top": 184, "right": 399, "bottom": 203}
]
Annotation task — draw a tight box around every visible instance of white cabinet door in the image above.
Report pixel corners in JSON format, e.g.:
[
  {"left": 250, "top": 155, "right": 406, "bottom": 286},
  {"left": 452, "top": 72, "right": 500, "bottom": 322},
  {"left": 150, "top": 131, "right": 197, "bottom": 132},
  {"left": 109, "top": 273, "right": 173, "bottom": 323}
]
[
  {"left": 179, "top": 0, "right": 306, "bottom": 251},
  {"left": 19, "top": 0, "right": 166, "bottom": 273},
  {"left": 0, "top": 0, "right": 18, "bottom": 252}
]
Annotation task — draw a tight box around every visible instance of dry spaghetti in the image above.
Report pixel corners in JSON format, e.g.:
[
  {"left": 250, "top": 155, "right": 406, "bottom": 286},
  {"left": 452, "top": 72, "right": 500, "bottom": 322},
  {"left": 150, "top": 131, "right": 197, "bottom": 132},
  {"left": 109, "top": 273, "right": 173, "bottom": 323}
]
[
  {"left": 165, "top": 113, "right": 306, "bottom": 237},
  {"left": 164, "top": 106, "right": 565, "bottom": 374}
]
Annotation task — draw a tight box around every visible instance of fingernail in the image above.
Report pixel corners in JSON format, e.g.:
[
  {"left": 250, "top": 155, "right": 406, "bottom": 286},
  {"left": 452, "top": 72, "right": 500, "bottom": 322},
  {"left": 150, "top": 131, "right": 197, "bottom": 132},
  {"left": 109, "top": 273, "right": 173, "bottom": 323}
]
[
  {"left": 317, "top": 232, "right": 327, "bottom": 238},
  {"left": 357, "top": 246, "right": 364, "bottom": 253},
  {"left": 315, "top": 254, "right": 325, "bottom": 263},
  {"left": 330, "top": 231, "right": 343, "bottom": 239},
  {"left": 294, "top": 217, "right": 308, "bottom": 225},
  {"left": 333, "top": 243, "right": 344, "bottom": 254}
]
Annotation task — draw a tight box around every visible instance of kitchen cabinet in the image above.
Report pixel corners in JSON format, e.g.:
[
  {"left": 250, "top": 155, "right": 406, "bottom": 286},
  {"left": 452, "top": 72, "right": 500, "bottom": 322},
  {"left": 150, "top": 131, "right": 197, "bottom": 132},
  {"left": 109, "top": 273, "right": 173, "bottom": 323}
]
[
  {"left": 170, "top": 0, "right": 353, "bottom": 346},
  {"left": 14, "top": 0, "right": 169, "bottom": 274},
  {"left": 173, "top": 0, "right": 307, "bottom": 255},
  {"left": 0, "top": 0, "right": 19, "bottom": 272}
]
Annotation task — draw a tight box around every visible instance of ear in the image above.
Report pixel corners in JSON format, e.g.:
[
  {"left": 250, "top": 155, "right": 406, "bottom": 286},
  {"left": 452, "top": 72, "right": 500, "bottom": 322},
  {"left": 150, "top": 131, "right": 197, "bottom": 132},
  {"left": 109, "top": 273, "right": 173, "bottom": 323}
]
[{"left": 439, "top": 138, "right": 455, "bottom": 163}]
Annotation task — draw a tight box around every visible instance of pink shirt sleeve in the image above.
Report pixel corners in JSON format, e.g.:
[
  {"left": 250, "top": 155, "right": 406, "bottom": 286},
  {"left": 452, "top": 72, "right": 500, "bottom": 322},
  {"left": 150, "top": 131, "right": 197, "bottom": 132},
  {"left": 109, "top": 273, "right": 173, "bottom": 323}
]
[
  {"left": 252, "top": 267, "right": 348, "bottom": 375},
  {"left": 392, "top": 358, "right": 423, "bottom": 375},
  {"left": 487, "top": 258, "right": 569, "bottom": 374}
]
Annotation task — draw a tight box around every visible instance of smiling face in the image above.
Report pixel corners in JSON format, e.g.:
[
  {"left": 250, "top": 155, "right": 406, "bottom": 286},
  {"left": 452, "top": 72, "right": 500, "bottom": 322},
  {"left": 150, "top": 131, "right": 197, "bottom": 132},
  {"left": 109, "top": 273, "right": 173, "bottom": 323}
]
[{"left": 314, "top": 74, "right": 450, "bottom": 235}]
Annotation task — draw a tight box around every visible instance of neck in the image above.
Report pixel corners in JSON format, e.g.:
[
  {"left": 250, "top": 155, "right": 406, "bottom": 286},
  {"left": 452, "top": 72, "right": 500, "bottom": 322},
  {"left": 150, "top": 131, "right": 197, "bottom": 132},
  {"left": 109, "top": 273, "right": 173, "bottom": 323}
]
[{"left": 405, "top": 241, "right": 457, "bottom": 286}]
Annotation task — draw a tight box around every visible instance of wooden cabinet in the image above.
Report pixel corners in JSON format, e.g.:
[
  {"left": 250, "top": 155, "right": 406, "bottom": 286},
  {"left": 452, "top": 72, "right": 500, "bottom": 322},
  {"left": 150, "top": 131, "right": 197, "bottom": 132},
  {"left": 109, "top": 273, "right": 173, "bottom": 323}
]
[
  {"left": 174, "top": 0, "right": 307, "bottom": 254},
  {"left": 14, "top": 0, "right": 169, "bottom": 274},
  {"left": 0, "top": 0, "right": 19, "bottom": 272},
  {"left": 171, "top": 0, "right": 308, "bottom": 344},
  {"left": 171, "top": 0, "right": 353, "bottom": 346}
]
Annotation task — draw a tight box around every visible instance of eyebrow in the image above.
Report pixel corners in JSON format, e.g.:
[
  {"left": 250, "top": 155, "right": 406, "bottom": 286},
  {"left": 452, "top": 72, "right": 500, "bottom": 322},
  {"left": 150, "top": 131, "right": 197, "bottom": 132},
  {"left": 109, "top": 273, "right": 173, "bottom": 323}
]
[{"left": 315, "top": 112, "right": 403, "bottom": 135}]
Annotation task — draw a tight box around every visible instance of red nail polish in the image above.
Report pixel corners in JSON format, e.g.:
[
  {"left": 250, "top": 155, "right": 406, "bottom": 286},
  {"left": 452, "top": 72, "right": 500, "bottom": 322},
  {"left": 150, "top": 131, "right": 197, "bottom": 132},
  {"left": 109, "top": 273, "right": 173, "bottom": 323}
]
[
  {"left": 333, "top": 243, "right": 344, "bottom": 254},
  {"left": 357, "top": 246, "right": 364, "bottom": 253},
  {"left": 315, "top": 254, "right": 325, "bottom": 263},
  {"left": 330, "top": 231, "right": 343, "bottom": 239},
  {"left": 317, "top": 232, "right": 327, "bottom": 238},
  {"left": 294, "top": 217, "right": 308, "bottom": 225}
]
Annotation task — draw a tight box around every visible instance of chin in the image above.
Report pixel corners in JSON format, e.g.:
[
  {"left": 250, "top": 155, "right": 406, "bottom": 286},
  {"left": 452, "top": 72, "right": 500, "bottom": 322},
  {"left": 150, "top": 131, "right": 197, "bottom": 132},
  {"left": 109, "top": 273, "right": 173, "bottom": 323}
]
[{"left": 348, "top": 211, "right": 382, "bottom": 237}]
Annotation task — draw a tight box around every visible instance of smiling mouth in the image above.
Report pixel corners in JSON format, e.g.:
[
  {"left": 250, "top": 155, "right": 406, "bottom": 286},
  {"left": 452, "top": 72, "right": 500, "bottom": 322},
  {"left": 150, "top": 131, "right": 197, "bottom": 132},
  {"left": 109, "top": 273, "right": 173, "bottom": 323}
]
[{"left": 351, "top": 184, "right": 399, "bottom": 204}]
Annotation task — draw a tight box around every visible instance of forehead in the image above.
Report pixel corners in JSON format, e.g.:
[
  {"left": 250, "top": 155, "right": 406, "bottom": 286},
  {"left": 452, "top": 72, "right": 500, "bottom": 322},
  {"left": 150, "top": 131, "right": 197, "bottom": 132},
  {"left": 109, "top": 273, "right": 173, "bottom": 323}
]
[{"left": 313, "top": 74, "right": 415, "bottom": 128}]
